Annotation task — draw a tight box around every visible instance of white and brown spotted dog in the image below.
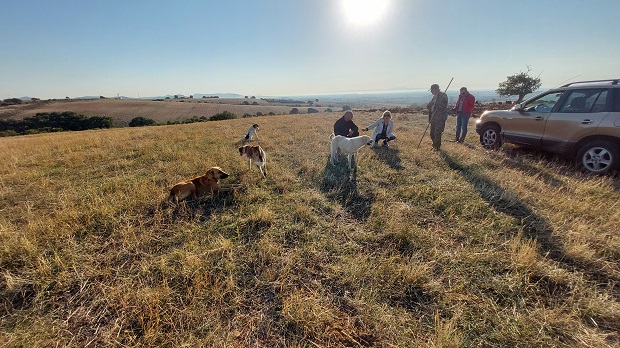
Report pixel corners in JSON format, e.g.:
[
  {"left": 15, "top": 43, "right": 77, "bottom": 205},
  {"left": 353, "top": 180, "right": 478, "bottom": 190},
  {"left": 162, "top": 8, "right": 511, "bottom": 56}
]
[
  {"left": 168, "top": 166, "right": 236, "bottom": 203},
  {"left": 239, "top": 145, "right": 266, "bottom": 178},
  {"left": 242, "top": 124, "right": 259, "bottom": 143}
]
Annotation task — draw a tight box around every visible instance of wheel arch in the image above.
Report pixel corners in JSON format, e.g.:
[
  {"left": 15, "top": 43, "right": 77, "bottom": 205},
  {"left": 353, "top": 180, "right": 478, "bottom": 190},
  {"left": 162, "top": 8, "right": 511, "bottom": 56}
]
[
  {"left": 479, "top": 121, "right": 503, "bottom": 135},
  {"left": 571, "top": 135, "right": 620, "bottom": 157}
]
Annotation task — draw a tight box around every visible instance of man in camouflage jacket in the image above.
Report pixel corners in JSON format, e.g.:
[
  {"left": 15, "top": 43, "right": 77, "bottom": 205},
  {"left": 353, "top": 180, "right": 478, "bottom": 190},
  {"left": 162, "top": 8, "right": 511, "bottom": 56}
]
[{"left": 427, "top": 83, "right": 449, "bottom": 150}]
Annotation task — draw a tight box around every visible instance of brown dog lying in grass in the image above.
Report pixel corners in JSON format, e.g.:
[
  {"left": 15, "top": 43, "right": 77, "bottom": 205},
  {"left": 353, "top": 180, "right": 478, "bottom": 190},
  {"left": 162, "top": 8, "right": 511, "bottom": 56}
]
[{"left": 168, "top": 166, "right": 239, "bottom": 203}]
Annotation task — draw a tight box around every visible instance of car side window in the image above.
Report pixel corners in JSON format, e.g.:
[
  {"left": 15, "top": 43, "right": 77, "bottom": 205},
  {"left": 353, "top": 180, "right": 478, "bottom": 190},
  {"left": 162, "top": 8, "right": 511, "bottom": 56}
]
[
  {"left": 524, "top": 92, "right": 563, "bottom": 112},
  {"left": 614, "top": 89, "right": 620, "bottom": 112},
  {"left": 558, "top": 89, "right": 604, "bottom": 113}
]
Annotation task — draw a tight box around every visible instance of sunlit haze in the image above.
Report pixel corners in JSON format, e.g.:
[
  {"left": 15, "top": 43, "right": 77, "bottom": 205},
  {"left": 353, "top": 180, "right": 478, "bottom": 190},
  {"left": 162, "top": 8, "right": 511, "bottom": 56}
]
[
  {"left": 1, "top": 0, "right": 618, "bottom": 99},
  {"left": 341, "top": 0, "right": 390, "bottom": 27}
]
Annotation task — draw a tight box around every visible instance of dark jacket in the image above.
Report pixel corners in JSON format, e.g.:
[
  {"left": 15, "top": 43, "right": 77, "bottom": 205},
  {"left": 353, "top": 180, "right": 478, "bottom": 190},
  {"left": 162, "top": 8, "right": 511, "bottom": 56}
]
[{"left": 333, "top": 117, "right": 359, "bottom": 137}]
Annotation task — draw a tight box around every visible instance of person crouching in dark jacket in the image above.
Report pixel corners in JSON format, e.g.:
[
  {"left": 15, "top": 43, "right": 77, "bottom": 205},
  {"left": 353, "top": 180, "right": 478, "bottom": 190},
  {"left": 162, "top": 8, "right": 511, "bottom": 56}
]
[{"left": 333, "top": 110, "right": 359, "bottom": 138}]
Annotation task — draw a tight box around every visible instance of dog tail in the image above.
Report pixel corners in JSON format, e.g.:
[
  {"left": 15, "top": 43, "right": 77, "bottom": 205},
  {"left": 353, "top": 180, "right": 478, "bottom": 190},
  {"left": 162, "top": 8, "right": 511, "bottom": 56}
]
[{"left": 329, "top": 133, "right": 335, "bottom": 140}]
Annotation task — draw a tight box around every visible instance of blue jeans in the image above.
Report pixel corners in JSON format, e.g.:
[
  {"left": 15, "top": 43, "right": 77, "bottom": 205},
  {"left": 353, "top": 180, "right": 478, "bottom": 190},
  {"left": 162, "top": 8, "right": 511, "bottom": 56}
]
[{"left": 455, "top": 112, "right": 471, "bottom": 142}]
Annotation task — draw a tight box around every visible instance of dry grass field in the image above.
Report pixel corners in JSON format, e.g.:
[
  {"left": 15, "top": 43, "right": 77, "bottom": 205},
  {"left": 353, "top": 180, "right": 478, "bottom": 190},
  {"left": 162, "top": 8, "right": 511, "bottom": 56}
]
[
  {"left": 0, "top": 98, "right": 331, "bottom": 126},
  {"left": 1, "top": 111, "right": 619, "bottom": 347}
]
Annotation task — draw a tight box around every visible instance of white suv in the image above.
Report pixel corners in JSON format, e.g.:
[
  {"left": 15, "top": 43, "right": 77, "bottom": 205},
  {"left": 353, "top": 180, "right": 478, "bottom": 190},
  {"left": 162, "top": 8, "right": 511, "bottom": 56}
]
[{"left": 475, "top": 79, "right": 620, "bottom": 174}]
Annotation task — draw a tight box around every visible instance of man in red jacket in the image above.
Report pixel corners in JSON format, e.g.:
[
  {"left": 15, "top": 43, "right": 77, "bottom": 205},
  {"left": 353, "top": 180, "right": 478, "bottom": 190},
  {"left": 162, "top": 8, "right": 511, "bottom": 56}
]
[{"left": 452, "top": 87, "right": 476, "bottom": 143}]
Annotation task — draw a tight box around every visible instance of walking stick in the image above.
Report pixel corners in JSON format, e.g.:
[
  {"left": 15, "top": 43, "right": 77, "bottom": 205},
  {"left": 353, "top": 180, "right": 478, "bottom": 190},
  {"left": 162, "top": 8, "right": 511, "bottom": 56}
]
[{"left": 417, "top": 77, "right": 453, "bottom": 148}]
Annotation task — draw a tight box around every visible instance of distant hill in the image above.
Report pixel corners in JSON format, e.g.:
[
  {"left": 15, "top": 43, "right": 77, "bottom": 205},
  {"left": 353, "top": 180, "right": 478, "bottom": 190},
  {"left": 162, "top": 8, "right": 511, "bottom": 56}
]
[
  {"left": 143, "top": 93, "right": 245, "bottom": 99},
  {"left": 0, "top": 98, "right": 330, "bottom": 126},
  {"left": 192, "top": 93, "right": 244, "bottom": 99}
]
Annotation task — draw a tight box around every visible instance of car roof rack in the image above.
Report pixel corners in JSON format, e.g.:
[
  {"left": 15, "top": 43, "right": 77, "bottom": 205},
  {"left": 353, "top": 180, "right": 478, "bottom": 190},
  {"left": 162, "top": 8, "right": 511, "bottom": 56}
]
[{"left": 561, "top": 79, "right": 619, "bottom": 87}]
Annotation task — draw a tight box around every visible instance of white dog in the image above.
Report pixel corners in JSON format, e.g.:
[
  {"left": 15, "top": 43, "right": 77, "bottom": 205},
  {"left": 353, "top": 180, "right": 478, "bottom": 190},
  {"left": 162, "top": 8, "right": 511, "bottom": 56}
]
[
  {"left": 242, "top": 124, "right": 259, "bottom": 142},
  {"left": 330, "top": 134, "right": 372, "bottom": 170}
]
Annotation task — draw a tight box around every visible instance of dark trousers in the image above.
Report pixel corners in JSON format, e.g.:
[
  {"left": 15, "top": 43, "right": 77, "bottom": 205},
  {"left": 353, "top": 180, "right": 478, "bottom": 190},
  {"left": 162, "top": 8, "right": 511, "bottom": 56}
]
[{"left": 375, "top": 134, "right": 396, "bottom": 143}]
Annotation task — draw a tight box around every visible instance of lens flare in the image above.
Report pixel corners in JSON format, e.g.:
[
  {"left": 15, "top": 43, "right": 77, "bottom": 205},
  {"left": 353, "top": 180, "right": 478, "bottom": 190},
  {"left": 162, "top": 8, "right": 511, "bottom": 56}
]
[{"left": 341, "top": 0, "right": 389, "bottom": 26}]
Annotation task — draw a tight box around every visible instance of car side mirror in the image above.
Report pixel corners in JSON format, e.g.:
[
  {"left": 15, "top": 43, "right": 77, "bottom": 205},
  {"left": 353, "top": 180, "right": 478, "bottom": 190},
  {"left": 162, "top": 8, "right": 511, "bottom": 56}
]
[{"left": 511, "top": 103, "right": 524, "bottom": 111}]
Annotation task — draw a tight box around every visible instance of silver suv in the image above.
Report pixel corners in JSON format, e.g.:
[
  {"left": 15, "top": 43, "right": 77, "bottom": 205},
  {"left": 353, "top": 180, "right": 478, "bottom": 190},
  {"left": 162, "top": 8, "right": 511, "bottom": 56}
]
[{"left": 475, "top": 79, "right": 620, "bottom": 174}]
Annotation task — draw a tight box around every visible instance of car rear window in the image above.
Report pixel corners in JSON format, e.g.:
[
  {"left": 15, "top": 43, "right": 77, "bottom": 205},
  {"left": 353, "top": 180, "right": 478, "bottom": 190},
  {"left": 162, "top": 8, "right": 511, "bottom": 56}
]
[{"left": 591, "top": 91, "right": 608, "bottom": 112}]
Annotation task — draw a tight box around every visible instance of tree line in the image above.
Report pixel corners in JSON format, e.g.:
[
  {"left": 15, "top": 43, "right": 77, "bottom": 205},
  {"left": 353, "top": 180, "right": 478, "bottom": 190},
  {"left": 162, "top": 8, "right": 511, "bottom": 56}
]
[{"left": 0, "top": 112, "right": 112, "bottom": 136}]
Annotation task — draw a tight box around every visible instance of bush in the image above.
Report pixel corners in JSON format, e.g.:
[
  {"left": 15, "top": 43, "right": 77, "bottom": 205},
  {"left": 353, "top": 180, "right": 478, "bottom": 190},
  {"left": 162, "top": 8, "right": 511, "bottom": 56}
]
[
  {"left": 252, "top": 101, "right": 259, "bottom": 105},
  {"left": 2, "top": 98, "right": 22, "bottom": 105},
  {"left": 85, "top": 116, "right": 113, "bottom": 129},
  {"left": 242, "top": 113, "right": 254, "bottom": 118},
  {"left": 242, "top": 101, "right": 250, "bottom": 105},
  {"left": 256, "top": 112, "right": 263, "bottom": 116},
  {"left": 209, "top": 111, "right": 238, "bottom": 121},
  {"left": 129, "top": 117, "right": 156, "bottom": 127},
  {"left": 307, "top": 108, "right": 319, "bottom": 114},
  {"left": 181, "top": 116, "right": 208, "bottom": 124},
  {"left": 268, "top": 112, "right": 275, "bottom": 116},
  {"left": 290, "top": 108, "right": 299, "bottom": 114},
  {"left": 0, "top": 130, "right": 19, "bottom": 137}
]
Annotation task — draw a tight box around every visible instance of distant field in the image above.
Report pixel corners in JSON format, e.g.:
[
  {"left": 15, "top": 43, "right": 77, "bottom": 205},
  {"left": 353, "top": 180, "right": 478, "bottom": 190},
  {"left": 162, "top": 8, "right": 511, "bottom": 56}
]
[
  {"left": 1, "top": 111, "right": 619, "bottom": 346},
  {"left": 0, "top": 98, "right": 334, "bottom": 126}
]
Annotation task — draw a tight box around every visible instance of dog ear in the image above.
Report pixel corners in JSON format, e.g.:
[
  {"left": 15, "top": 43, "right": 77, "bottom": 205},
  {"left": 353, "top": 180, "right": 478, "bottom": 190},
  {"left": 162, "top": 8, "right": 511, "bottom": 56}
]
[{"left": 206, "top": 168, "right": 215, "bottom": 180}]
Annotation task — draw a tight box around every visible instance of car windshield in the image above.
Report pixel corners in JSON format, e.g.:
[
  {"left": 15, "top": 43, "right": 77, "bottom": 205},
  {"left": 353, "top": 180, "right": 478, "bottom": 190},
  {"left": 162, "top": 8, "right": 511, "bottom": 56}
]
[{"left": 524, "top": 92, "right": 564, "bottom": 112}]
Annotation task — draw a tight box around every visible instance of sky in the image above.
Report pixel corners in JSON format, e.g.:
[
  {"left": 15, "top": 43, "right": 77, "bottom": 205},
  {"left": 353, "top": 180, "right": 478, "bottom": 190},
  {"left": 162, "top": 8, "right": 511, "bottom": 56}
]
[{"left": 1, "top": 0, "right": 619, "bottom": 99}]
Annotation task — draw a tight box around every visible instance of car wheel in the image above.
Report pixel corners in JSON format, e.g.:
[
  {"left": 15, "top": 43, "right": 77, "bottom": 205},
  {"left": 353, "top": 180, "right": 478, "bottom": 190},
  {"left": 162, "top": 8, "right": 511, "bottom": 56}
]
[
  {"left": 480, "top": 124, "right": 502, "bottom": 149},
  {"left": 576, "top": 140, "right": 619, "bottom": 174}
]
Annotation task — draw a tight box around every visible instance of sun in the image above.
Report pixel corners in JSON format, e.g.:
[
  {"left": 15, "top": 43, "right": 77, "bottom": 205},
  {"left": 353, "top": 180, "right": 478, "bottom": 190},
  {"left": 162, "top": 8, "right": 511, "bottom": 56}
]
[{"left": 341, "top": 0, "right": 390, "bottom": 26}]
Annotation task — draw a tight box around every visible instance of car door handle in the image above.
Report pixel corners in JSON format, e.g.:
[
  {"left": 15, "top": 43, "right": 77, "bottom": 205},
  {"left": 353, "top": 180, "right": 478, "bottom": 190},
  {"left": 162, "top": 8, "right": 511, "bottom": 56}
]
[
  {"left": 535, "top": 116, "right": 544, "bottom": 120},
  {"left": 581, "top": 119, "right": 593, "bottom": 124}
]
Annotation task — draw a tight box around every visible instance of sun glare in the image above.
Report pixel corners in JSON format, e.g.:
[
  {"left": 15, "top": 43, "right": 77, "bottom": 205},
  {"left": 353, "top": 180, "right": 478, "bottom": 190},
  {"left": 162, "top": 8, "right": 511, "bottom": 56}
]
[{"left": 341, "top": 0, "right": 389, "bottom": 27}]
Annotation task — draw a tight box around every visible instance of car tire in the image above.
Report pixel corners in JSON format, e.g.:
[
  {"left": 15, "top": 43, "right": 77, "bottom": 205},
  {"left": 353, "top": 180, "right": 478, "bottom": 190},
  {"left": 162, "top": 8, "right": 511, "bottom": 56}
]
[
  {"left": 576, "top": 140, "right": 619, "bottom": 174},
  {"left": 480, "top": 124, "right": 502, "bottom": 149}
]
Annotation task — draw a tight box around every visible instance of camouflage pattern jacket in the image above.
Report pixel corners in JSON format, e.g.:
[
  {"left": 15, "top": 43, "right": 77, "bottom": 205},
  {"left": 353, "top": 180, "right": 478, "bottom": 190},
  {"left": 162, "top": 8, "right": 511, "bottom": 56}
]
[{"left": 429, "top": 92, "right": 448, "bottom": 122}]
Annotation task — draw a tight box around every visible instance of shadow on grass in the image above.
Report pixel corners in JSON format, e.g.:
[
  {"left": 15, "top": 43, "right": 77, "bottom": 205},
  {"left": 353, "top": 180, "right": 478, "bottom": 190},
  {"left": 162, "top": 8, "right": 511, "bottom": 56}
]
[
  {"left": 319, "top": 157, "right": 374, "bottom": 221},
  {"left": 154, "top": 190, "right": 242, "bottom": 224},
  {"left": 440, "top": 152, "right": 620, "bottom": 288},
  {"left": 372, "top": 146, "right": 404, "bottom": 170},
  {"left": 613, "top": 176, "right": 620, "bottom": 191},
  {"left": 497, "top": 149, "right": 566, "bottom": 188},
  {"left": 497, "top": 146, "right": 619, "bottom": 189}
]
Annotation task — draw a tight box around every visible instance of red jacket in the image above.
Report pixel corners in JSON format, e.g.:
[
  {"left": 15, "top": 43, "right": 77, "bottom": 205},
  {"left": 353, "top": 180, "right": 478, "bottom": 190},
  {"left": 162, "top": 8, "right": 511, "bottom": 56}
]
[{"left": 453, "top": 93, "right": 475, "bottom": 114}]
